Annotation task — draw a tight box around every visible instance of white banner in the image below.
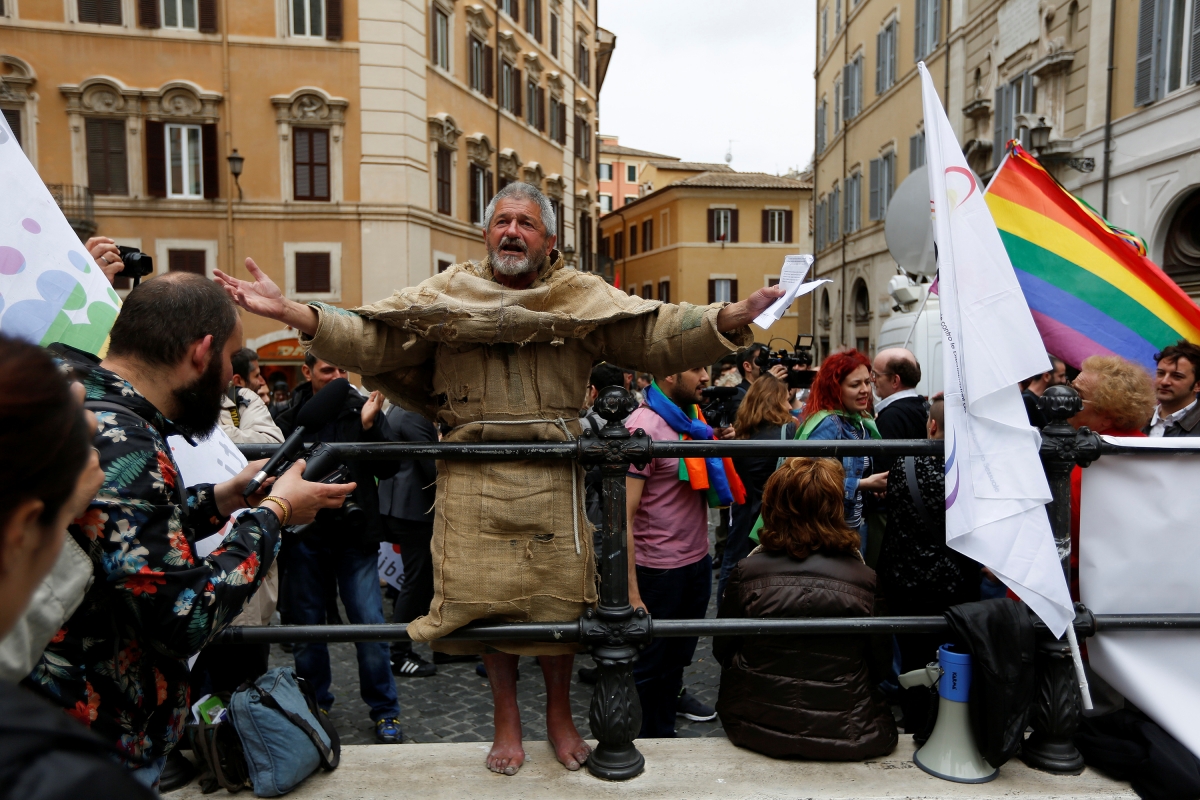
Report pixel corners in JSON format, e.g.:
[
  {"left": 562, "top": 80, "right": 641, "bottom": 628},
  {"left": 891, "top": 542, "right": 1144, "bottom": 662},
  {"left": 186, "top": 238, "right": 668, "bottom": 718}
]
[
  {"left": 918, "top": 62, "right": 1073, "bottom": 636},
  {"left": 1081, "top": 436, "right": 1200, "bottom": 758},
  {"left": 168, "top": 428, "right": 249, "bottom": 559},
  {"left": 0, "top": 113, "right": 120, "bottom": 354}
]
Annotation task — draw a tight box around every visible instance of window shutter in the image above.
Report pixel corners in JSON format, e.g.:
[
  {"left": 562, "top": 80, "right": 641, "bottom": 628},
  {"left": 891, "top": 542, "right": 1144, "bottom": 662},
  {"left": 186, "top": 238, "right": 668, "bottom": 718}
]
[
  {"left": 469, "top": 165, "right": 480, "bottom": 223},
  {"left": 486, "top": 169, "right": 494, "bottom": 203},
  {"left": 730, "top": 280, "right": 739, "bottom": 303},
  {"left": 876, "top": 30, "right": 884, "bottom": 94},
  {"left": 198, "top": 0, "right": 217, "bottom": 32},
  {"left": 2, "top": 110, "right": 20, "bottom": 147},
  {"left": 785, "top": 209, "right": 794, "bottom": 243},
  {"left": 558, "top": 102, "right": 566, "bottom": 143},
  {"left": 78, "top": 0, "right": 98, "bottom": 22},
  {"left": 295, "top": 252, "right": 332, "bottom": 293},
  {"left": 325, "top": 0, "right": 343, "bottom": 41},
  {"left": 931, "top": 0, "right": 941, "bottom": 49},
  {"left": 1134, "top": 0, "right": 1159, "bottom": 105},
  {"left": 914, "top": 0, "right": 926, "bottom": 59},
  {"left": 730, "top": 209, "right": 739, "bottom": 243},
  {"left": 537, "top": 88, "right": 546, "bottom": 130},
  {"left": 761, "top": 209, "right": 770, "bottom": 243},
  {"left": 169, "top": 249, "right": 207, "bottom": 275},
  {"left": 202, "top": 123, "right": 219, "bottom": 199},
  {"left": 842, "top": 64, "right": 852, "bottom": 121},
  {"left": 138, "top": 0, "right": 159, "bottom": 27},
  {"left": 512, "top": 0, "right": 518, "bottom": 23},
  {"left": 1191, "top": 1, "right": 1200, "bottom": 85},
  {"left": 514, "top": 69, "right": 522, "bottom": 116},
  {"left": 993, "top": 87, "right": 1006, "bottom": 162},
  {"left": 102, "top": 0, "right": 121, "bottom": 24},
  {"left": 484, "top": 46, "right": 495, "bottom": 97},
  {"left": 708, "top": 279, "right": 716, "bottom": 304},
  {"left": 145, "top": 120, "right": 166, "bottom": 197},
  {"left": 868, "top": 158, "right": 880, "bottom": 220},
  {"left": 86, "top": 119, "right": 108, "bottom": 192}
]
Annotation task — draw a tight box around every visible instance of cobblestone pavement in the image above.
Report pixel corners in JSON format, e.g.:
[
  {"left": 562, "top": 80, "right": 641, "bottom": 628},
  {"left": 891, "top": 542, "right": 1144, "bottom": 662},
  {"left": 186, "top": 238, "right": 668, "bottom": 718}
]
[{"left": 269, "top": 513, "right": 730, "bottom": 747}]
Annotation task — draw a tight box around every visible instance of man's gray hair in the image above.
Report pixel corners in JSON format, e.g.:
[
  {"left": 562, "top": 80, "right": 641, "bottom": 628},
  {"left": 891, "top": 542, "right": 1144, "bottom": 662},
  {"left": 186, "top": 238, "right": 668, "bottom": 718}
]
[{"left": 484, "top": 182, "right": 557, "bottom": 237}]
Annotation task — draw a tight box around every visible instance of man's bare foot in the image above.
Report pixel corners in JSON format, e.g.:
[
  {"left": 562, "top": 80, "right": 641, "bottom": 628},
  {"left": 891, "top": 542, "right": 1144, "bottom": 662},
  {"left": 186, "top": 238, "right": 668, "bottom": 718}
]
[
  {"left": 539, "top": 654, "right": 591, "bottom": 770},
  {"left": 547, "top": 717, "right": 592, "bottom": 770},
  {"left": 484, "top": 653, "right": 525, "bottom": 776},
  {"left": 487, "top": 738, "right": 526, "bottom": 776}
]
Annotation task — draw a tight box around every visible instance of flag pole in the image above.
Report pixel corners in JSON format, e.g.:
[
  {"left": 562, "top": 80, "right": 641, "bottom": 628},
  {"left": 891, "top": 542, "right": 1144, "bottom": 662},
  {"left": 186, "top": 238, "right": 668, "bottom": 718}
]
[
  {"left": 902, "top": 271, "right": 936, "bottom": 351},
  {"left": 1065, "top": 624, "right": 1095, "bottom": 711}
]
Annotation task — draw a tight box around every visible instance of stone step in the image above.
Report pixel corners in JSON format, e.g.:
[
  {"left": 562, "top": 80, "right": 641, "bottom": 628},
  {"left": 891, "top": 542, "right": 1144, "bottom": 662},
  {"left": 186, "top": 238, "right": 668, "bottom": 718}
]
[{"left": 171, "top": 734, "right": 1134, "bottom": 799}]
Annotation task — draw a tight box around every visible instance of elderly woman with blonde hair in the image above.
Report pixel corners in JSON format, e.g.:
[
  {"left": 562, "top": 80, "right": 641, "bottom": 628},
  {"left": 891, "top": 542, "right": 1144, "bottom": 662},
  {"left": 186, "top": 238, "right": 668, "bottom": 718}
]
[
  {"left": 713, "top": 457, "right": 897, "bottom": 760},
  {"left": 1065, "top": 355, "right": 1155, "bottom": 599}
]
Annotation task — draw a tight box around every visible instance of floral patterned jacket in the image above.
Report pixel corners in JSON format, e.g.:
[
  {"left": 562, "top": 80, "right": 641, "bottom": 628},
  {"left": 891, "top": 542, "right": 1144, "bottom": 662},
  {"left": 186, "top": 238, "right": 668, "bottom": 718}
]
[{"left": 25, "top": 361, "right": 281, "bottom": 768}]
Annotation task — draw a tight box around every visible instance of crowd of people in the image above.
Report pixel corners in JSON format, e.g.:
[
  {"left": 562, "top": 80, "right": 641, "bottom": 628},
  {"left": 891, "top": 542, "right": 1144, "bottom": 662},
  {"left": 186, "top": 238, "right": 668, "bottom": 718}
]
[{"left": 2, "top": 180, "right": 1198, "bottom": 795}]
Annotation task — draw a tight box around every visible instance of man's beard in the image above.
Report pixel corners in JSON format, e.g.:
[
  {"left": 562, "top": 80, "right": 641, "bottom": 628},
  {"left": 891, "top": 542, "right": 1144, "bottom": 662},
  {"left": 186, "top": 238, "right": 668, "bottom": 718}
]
[
  {"left": 171, "top": 353, "right": 226, "bottom": 439},
  {"left": 490, "top": 236, "right": 548, "bottom": 277}
]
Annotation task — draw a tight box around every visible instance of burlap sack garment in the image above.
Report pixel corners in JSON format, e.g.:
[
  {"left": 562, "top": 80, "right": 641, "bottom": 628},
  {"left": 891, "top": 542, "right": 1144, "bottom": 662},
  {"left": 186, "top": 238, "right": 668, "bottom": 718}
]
[{"left": 304, "top": 251, "right": 751, "bottom": 655}]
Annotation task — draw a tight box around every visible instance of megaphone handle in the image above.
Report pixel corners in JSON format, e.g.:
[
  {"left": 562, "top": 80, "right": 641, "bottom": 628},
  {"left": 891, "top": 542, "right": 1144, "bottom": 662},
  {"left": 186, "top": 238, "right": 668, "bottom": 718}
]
[{"left": 1065, "top": 624, "right": 1094, "bottom": 711}]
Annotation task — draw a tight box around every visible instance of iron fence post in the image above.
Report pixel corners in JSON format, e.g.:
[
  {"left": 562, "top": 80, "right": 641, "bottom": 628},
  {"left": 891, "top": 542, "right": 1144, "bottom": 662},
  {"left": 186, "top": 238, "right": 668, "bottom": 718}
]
[
  {"left": 1022, "top": 384, "right": 1101, "bottom": 774},
  {"left": 579, "top": 387, "right": 651, "bottom": 780}
]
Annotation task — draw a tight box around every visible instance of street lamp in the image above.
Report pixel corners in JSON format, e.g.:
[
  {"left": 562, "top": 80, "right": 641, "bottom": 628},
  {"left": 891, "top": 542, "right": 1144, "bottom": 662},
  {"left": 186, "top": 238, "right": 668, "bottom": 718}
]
[
  {"left": 1030, "top": 117, "right": 1052, "bottom": 153},
  {"left": 227, "top": 149, "right": 245, "bottom": 201}
]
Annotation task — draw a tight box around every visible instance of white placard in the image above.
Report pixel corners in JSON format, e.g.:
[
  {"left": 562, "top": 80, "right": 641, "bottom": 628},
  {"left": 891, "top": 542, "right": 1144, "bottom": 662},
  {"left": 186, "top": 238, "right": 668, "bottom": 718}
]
[
  {"left": 168, "top": 427, "right": 250, "bottom": 559},
  {"left": 378, "top": 543, "right": 405, "bottom": 591},
  {"left": 1080, "top": 438, "right": 1200, "bottom": 758}
]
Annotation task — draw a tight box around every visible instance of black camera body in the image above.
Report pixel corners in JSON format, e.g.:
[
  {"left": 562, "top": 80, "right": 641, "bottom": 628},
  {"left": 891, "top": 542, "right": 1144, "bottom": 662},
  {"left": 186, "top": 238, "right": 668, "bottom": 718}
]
[
  {"left": 280, "top": 442, "right": 364, "bottom": 532},
  {"left": 700, "top": 386, "right": 740, "bottom": 429},
  {"left": 755, "top": 334, "right": 817, "bottom": 390},
  {"left": 116, "top": 246, "right": 154, "bottom": 286}
]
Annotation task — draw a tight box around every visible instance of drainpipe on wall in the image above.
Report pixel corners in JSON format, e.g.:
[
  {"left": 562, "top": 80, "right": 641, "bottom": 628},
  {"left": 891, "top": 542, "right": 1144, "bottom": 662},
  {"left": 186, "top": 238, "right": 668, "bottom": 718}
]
[
  {"left": 495, "top": 6, "right": 502, "bottom": 212},
  {"left": 1100, "top": 0, "right": 1117, "bottom": 218},
  {"left": 221, "top": 0, "right": 236, "bottom": 276},
  {"left": 812, "top": 5, "right": 821, "bottom": 345},
  {"left": 840, "top": 16, "right": 849, "bottom": 349}
]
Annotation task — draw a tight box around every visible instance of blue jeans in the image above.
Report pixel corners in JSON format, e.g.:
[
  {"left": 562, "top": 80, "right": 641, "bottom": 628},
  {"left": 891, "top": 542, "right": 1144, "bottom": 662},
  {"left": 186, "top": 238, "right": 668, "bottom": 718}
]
[
  {"left": 633, "top": 554, "right": 712, "bottom": 738},
  {"left": 285, "top": 538, "right": 400, "bottom": 721},
  {"left": 718, "top": 501, "right": 759, "bottom": 603}
]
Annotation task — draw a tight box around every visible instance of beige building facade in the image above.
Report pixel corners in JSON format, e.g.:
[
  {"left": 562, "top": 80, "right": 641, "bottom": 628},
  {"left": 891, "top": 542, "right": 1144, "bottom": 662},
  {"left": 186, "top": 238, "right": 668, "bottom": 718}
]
[
  {"left": 1, "top": 0, "right": 609, "bottom": 384},
  {"left": 814, "top": 0, "right": 1200, "bottom": 360},
  {"left": 598, "top": 168, "right": 814, "bottom": 347}
]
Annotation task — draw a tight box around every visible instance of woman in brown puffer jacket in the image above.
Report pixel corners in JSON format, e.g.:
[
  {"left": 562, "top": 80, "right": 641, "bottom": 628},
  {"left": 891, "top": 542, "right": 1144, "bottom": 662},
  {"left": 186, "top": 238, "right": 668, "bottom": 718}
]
[{"left": 714, "top": 457, "right": 898, "bottom": 760}]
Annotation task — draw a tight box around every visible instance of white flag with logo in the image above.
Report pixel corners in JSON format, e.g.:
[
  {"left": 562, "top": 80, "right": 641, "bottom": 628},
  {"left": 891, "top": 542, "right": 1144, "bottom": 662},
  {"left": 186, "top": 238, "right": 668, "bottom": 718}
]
[{"left": 919, "top": 63, "right": 1073, "bottom": 636}]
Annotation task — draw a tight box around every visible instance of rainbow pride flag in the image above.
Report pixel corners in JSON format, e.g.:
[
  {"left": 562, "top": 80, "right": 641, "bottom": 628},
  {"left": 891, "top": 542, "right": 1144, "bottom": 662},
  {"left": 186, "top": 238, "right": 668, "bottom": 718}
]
[{"left": 985, "top": 142, "right": 1200, "bottom": 370}]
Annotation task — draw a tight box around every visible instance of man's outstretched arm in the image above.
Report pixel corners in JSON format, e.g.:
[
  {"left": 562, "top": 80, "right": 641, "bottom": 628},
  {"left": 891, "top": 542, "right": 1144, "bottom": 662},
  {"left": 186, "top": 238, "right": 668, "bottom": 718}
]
[
  {"left": 715, "top": 284, "right": 786, "bottom": 332},
  {"left": 214, "top": 258, "right": 320, "bottom": 335}
]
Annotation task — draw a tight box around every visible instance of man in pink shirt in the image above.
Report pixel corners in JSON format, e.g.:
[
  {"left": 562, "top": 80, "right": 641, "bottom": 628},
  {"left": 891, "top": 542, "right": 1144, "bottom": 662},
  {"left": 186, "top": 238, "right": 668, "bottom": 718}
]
[{"left": 626, "top": 367, "right": 719, "bottom": 736}]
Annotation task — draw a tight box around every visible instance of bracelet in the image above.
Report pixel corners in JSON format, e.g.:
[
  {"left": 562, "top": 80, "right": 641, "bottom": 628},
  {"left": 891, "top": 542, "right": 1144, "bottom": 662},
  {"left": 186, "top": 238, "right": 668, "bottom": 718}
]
[{"left": 260, "top": 496, "right": 291, "bottom": 527}]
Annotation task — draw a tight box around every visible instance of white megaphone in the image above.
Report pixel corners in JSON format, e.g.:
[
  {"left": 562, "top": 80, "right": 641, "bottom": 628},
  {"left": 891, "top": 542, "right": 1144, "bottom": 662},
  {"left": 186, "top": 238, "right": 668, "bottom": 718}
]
[{"left": 898, "top": 644, "right": 997, "bottom": 784}]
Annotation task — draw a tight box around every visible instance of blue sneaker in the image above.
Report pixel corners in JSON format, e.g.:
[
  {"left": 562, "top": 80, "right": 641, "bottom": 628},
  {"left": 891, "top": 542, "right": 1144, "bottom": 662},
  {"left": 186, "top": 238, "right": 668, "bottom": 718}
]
[{"left": 375, "top": 717, "right": 403, "bottom": 744}]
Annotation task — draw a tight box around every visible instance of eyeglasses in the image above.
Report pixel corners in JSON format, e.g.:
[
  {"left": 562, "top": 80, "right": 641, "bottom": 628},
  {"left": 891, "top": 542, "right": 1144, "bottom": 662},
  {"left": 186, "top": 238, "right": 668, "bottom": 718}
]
[{"left": 870, "top": 371, "right": 894, "bottom": 382}]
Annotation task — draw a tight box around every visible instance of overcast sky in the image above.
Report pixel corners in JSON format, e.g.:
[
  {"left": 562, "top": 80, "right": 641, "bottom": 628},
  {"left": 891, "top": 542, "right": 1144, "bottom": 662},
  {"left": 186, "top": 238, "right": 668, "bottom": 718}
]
[{"left": 598, "top": 0, "right": 817, "bottom": 176}]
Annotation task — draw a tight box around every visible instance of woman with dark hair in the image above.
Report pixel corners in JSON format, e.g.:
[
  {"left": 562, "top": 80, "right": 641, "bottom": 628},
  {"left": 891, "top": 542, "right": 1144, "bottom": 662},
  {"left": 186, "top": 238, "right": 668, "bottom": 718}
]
[
  {"left": 719, "top": 376, "right": 796, "bottom": 600},
  {"left": 715, "top": 457, "right": 897, "bottom": 760},
  {"left": 0, "top": 334, "right": 155, "bottom": 800},
  {"left": 797, "top": 350, "right": 888, "bottom": 552}
]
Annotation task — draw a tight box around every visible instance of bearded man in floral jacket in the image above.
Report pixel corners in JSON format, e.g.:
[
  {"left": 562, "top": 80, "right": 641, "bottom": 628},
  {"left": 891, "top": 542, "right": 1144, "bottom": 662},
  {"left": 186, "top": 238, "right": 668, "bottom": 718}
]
[{"left": 28, "top": 274, "right": 351, "bottom": 790}]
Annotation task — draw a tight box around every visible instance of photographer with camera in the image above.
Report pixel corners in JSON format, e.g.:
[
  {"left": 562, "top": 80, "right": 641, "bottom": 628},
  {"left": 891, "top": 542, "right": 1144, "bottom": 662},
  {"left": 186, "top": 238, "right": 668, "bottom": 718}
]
[
  {"left": 274, "top": 353, "right": 406, "bottom": 744},
  {"left": 29, "top": 274, "right": 354, "bottom": 790}
]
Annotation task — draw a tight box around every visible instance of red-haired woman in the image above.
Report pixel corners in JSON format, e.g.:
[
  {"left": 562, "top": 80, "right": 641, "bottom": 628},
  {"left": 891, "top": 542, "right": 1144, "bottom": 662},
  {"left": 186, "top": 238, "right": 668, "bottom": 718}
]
[{"left": 796, "top": 350, "right": 888, "bottom": 552}]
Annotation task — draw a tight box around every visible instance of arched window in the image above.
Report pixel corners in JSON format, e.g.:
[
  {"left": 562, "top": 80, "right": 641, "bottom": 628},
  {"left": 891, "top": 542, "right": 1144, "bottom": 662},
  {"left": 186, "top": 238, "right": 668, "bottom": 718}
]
[
  {"left": 1164, "top": 190, "right": 1200, "bottom": 297},
  {"left": 853, "top": 280, "right": 870, "bottom": 323}
]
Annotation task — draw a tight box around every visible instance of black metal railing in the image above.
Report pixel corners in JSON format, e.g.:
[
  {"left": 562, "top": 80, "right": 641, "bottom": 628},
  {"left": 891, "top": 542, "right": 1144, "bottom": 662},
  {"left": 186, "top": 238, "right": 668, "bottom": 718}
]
[
  {"left": 44, "top": 183, "right": 96, "bottom": 241},
  {"left": 223, "top": 385, "right": 1198, "bottom": 780}
]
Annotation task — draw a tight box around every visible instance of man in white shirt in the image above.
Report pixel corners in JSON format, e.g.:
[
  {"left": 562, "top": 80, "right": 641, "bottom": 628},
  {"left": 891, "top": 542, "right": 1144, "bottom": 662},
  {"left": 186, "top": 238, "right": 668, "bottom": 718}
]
[{"left": 1144, "top": 340, "right": 1200, "bottom": 437}]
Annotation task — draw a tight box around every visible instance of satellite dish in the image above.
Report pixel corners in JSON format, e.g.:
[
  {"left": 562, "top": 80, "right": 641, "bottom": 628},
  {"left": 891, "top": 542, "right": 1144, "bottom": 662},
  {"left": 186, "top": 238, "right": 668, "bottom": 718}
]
[
  {"left": 885, "top": 164, "right": 984, "bottom": 277},
  {"left": 885, "top": 166, "right": 937, "bottom": 276}
]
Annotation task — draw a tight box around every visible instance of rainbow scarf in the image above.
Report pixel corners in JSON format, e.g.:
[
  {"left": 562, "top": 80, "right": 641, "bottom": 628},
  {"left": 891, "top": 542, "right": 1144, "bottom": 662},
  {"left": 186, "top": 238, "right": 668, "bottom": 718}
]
[
  {"left": 986, "top": 141, "right": 1200, "bottom": 371},
  {"left": 644, "top": 380, "right": 746, "bottom": 508}
]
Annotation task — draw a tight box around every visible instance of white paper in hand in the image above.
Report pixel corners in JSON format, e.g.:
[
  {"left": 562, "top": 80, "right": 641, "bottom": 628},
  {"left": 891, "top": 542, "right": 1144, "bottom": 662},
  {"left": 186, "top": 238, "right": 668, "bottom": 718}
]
[{"left": 753, "top": 255, "right": 829, "bottom": 329}]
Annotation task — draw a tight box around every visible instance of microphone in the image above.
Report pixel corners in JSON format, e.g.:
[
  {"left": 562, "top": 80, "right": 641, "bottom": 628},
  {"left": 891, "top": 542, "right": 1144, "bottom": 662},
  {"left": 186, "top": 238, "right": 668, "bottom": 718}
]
[{"left": 243, "top": 378, "right": 353, "bottom": 498}]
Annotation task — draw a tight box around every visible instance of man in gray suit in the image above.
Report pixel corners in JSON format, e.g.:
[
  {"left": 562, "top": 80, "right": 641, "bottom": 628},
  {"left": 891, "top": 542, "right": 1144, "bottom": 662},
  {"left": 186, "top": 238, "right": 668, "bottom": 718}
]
[{"left": 379, "top": 405, "right": 440, "bottom": 676}]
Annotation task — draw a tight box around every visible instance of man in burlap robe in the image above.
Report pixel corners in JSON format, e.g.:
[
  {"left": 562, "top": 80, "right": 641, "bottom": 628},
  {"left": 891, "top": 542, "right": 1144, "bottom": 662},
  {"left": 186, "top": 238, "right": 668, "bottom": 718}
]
[{"left": 216, "top": 183, "right": 784, "bottom": 775}]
